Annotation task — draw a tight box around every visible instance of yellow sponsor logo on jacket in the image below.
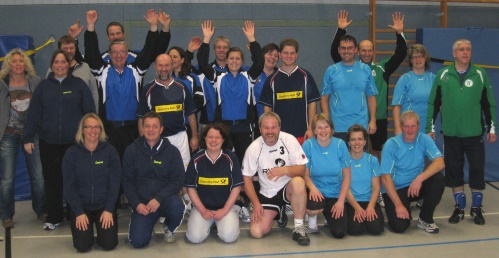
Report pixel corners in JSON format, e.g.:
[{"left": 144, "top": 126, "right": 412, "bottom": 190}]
[
  {"left": 155, "top": 104, "right": 182, "bottom": 113},
  {"left": 198, "top": 177, "right": 229, "bottom": 186},
  {"left": 276, "top": 91, "right": 303, "bottom": 100}
]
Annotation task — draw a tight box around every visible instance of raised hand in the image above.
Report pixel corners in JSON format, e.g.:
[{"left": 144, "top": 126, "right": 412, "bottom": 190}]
[
  {"left": 144, "top": 9, "right": 158, "bottom": 26},
  {"left": 242, "top": 21, "right": 256, "bottom": 42},
  {"left": 201, "top": 20, "right": 215, "bottom": 43},
  {"left": 68, "top": 19, "right": 84, "bottom": 39},
  {"left": 187, "top": 36, "right": 202, "bottom": 53},
  {"left": 158, "top": 9, "right": 171, "bottom": 32},
  {"left": 337, "top": 10, "right": 352, "bottom": 30},
  {"left": 388, "top": 12, "right": 404, "bottom": 34},
  {"left": 86, "top": 10, "right": 98, "bottom": 31}
]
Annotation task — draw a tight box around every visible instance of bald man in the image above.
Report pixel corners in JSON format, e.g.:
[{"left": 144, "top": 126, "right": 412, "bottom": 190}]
[
  {"left": 137, "top": 54, "right": 198, "bottom": 170},
  {"left": 330, "top": 10, "right": 407, "bottom": 159}
]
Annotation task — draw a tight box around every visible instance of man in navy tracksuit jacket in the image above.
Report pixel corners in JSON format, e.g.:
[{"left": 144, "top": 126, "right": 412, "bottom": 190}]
[{"left": 122, "top": 112, "right": 186, "bottom": 248}]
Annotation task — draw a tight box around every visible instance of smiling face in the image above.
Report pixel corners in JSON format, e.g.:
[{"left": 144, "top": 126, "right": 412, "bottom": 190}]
[
  {"left": 348, "top": 131, "right": 366, "bottom": 155},
  {"left": 60, "top": 42, "right": 76, "bottom": 63},
  {"left": 107, "top": 25, "right": 125, "bottom": 42},
  {"left": 227, "top": 51, "right": 243, "bottom": 73},
  {"left": 260, "top": 116, "right": 281, "bottom": 146},
  {"left": 279, "top": 45, "right": 298, "bottom": 67},
  {"left": 264, "top": 50, "right": 279, "bottom": 71},
  {"left": 339, "top": 40, "right": 358, "bottom": 65},
  {"left": 143, "top": 117, "right": 163, "bottom": 145},
  {"left": 168, "top": 49, "right": 184, "bottom": 73},
  {"left": 214, "top": 40, "right": 229, "bottom": 63},
  {"left": 155, "top": 54, "right": 173, "bottom": 82},
  {"left": 82, "top": 117, "right": 102, "bottom": 144},
  {"left": 410, "top": 51, "right": 426, "bottom": 71},
  {"left": 314, "top": 120, "right": 332, "bottom": 142},
  {"left": 51, "top": 53, "right": 69, "bottom": 78},
  {"left": 10, "top": 53, "right": 25, "bottom": 76},
  {"left": 401, "top": 117, "right": 420, "bottom": 143},
  {"left": 358, "top": 40, "right": 374, "bottom": 64},
  {"left": 205, "top": 128, "right": 224, "bottom": 153},
  {"left": 109, "top": 43, "right": 127, "bottom": 70}
]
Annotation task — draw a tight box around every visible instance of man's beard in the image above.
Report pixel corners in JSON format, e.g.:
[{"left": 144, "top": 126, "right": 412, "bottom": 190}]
[{"left": 157, "top": 72, "right": 171, "bottom": 81}]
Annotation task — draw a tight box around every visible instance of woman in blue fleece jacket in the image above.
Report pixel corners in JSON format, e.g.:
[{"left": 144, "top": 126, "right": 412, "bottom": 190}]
[
  {"left": 63, "top": 113, "right": 121, "bottom": 252},
  {"left": 23, "top": 49, "right": 95, "bottom": 230}
]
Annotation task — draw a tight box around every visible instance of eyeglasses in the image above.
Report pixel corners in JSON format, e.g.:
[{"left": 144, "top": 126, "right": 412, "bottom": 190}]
[
  {"left": 110, "top": 50, "right": 127, "bottom": 56},
  {"left": 411, "top": 55, "right": 425, "bottom": 60},
  {"left": 83, "top": 125, "right": 101, "bottom": 130},
  {"left": 455, "top": 48, "right": 472, "bottom": 52}
]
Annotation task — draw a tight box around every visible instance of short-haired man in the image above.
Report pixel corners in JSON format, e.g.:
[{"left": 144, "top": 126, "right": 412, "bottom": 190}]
[
  {"left": 381, "top": 111, "right": 445, "bottom": 233},
  {"left": 330, "top": 10, "right": 406, "bottom": 158},
  {"left": 259, "top": 38, "right": 321, "bottom": 144},
  {"left": 122, "top": 112, "right": 186, "bottom": 248},
  {"left": 321, "top": 34, "right": 378, "bottom": 143},
  {"left": 242, "top": 112, "right": 310, "bottom": 245},
  {"left": 47, "top": 35, "right": 99, "bottom": 112},
  {"left": 69, "top": 9, "right": 171, "bottom": 64},
  {"left": 83, "top": 9, "right": 168, "bottom": 159},
  {"left": 137, "top": 54, "right": 198, "bottom": 170},
  {"left": 426, "top": 39, "right": 497, "bottom": 225}
]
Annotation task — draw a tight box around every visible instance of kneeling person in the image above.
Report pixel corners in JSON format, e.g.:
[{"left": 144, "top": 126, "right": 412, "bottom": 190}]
[
  {"left": 242, "top": 112, "right": 310, "bottom": 246},
  {"left": 381, "top": 111, "right": 445, "bottom": 233},
  {"left": 122, "top": 112, "right": 187, "bottom": 248},
  {"left": 184, "top": 123, "right": 244, "bottom": 243}
]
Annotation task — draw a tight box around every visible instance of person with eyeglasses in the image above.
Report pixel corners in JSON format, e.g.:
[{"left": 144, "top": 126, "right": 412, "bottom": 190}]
[
  {"left": 392, "top": 44, "right": 435, "bottom": 136},
  {"left": 62, "top": 113, "right": 121, "bottom": 252},
  {"left": 23, "top": 49, "right": 95, "bottom": 230},
  {"left": 320, "top": 34, "right": 377, "bottom": 144},
  {"left": 83, "top": 9, "right": 169, "bottom": 160},
  {"left": 427, "top": 38, "right": 497, "bottom": 226},
  {"left": 330, "top": 10, "right": 407, "bottom": 160}
]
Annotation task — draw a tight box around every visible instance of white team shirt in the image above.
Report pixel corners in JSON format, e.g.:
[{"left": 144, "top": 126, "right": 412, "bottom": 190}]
[{"left": 242, "top": 131, "right": 308, "bottom": 198}]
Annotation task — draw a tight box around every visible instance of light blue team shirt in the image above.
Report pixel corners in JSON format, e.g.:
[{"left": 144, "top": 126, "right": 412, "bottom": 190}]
[
  {"left": 321, "top": 61, "right": 378, "bottom": 133},
  {"left": 391, "top": 71, "right": 436, "bottom": 134},
  {"left": 349, "top": 153, "right": 380, "bottom": 202},
  {"left": 302, "top": 137, "right": 350, "bottom": 198},
  {"left": 380, "top": 133, "right": 442, "bottom": 191}
]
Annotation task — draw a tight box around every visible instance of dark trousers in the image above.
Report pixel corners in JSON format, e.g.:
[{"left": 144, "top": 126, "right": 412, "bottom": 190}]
[
  {"left": 308, "top": 197, "right": 348, "bottom": 238},
  {"left": 128, "top": 195, "right": 186, "bottom": 248},
  {"left": 39, "top": 140, "right": 72, "bottom": 224},
  {"left": 444, "top": 135, "right": 485, "bottom": 190},
  {"left": 105, "top": 123, "right": 139, "bottom": 160},
  {"left": 346, "top": 202, "right": 384, "bottom": 235},
  {"left": 231, "top": 131, "right": 253, "bottom": 163},
  {"left": 383, "top": 172, "right": 445, "bottom": 233},
  {"left": 70, "top": 208, "right": 118, "bottom": 252}
]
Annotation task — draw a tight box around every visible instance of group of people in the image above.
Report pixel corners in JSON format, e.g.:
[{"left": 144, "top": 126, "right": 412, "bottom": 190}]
[{"left": 0, "top": 7, "right": 496, "bottom": 253}]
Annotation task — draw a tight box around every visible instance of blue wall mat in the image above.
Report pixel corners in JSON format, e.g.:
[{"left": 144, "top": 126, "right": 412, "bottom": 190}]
[{"left": 417, "top": 28, "right": 499, "bottom": 182}]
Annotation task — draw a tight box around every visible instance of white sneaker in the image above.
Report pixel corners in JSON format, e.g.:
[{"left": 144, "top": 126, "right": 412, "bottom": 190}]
[
  {"left": 163, "top": 227, "right": 176, "bottom": 243},
  {"left": 43, "top": 223, "right": 60, "bottom": 231},
  {"left": 417, "top": 218, "right": 439, "bottom": 234},
  {"left": 239, "top": 207, "right": 251, "bottom": 223},
  {"left": 308, "top": 227, "right": 320, "bottom": 234}
]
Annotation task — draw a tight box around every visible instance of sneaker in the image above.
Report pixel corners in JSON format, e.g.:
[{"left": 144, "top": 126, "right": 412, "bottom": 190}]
[
  {"left": 277, "top": 205, "right": 288, "bottom": 228},
  {"left": 308, "top": 227, "right": 320, "bottom": 234},
  {"left": 417, "top": 218, "right": 439, "bottom": 233},
  {"left": 448, "top": 205, "right": 464, "bottom": 224},
  {"left": 470, "top": 207, "right": 485, "bottom": 225},
  {"left": 416, "top": 199, "right": 424, "bottom": 209},
  {"left": 285, "top": 204, "right": 293, "bottom": 215},
  {"left": 2, "top": 219, "right": 14, "bottom": 229},
  {"left": 239, "top": 207, "right": 251, "bottom": 223},
  {"left": 43, "top": 223, "right": 60, "bottom": 231},
  {"left": 292, "top": 226, "right": 310, "bottom": 245},
  {"left": 377, "top": 195, "right": 385, "bottom": 207},
  {"left": 163, "top": 227, "right": 176, "bottom": 243}
]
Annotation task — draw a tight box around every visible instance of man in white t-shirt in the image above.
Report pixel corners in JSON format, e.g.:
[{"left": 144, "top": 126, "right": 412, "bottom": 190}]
[{"left": 242, "top": 112, "right": 310, "bottom": 246}]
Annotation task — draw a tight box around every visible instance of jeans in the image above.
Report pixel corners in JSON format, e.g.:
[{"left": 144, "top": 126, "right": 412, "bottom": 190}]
[{"left": 0, "top": 133, "right": 45, "bottom": 220}]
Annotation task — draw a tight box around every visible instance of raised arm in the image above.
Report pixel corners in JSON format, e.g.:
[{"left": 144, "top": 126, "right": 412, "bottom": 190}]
[
  {"left": 84, "top": 10, "right": 106, "bottom": 72},
  {"left": 383, "top": 12, "right": 407, "bottom": 79},
  {"left": 330, "top": 10, "right": 351, "bottom": 63},
  {"left": 154, "top": 9, "right": 172, "bottom": 59},
  {"left": 197, "top": 20, "right": 216, "bottom": 81},
  {"left": 185, "top": 36, "right": 202, "bottom": 67},
  {"left": 243, "top": 21, "right": 264, "bottom": 80},
  {"left": 68, "top": 19, "right": 85, "bottom": 63}
]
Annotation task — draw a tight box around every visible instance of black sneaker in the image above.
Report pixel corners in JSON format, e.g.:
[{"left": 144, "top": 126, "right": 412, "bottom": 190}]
[
  {"left": 277, "top": 205, "right": 288, "bottom": 228},
  {"left": 292, "top": 225, "right": 310, "bottom": 246},
  {"left": 448, "top": 205, "right": 464, "bottom": 224},
  {"left": 470, "top": 207, "right": 485, "bottom": 225}
]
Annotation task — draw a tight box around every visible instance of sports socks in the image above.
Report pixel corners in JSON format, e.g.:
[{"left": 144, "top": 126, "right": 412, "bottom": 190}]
[
  {"left": 307, "top": 214, "right": 318, "bottom": 229},
  {"left": 294, "top": 218, "right": 304, "bottom": 228},
  {"left": 471, "top": 191, "right": 483, "bottom": 208}
]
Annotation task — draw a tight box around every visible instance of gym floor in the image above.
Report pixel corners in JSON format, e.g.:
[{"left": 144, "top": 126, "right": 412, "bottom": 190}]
[{"left": 2, "top": 184, "right": 499, "bottom": 257}]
